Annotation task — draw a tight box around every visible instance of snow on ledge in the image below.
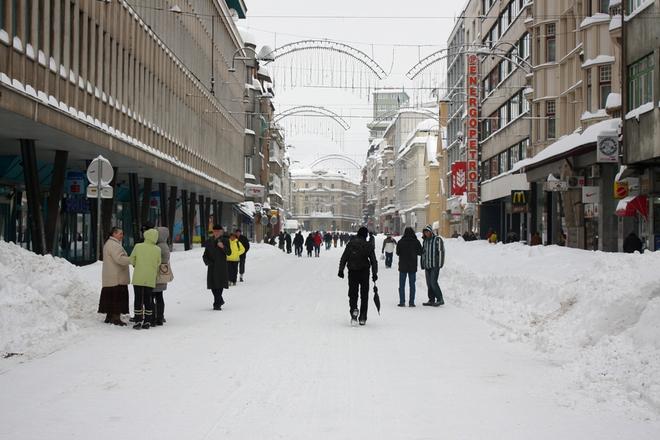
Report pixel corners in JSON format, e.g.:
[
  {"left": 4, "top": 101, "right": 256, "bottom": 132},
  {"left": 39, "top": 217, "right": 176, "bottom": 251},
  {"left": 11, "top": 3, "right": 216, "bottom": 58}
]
[
  {"left": 582, "top": 55, "right": 615, "bottom": 69},
  {"left": 581, "top": 109, "right": 608, "bottom": 121},
  {"left": 580, "top": 13, "right": 611, "bottom": 29},
  {"left": 606, "top": 93, "right": 622, "bottom": 110},
  {"left": 625, "top": 102, "right": 655, "bottom": 121},
  {"left": 609, "top": 14, "right": 622, "bottom": 31}
]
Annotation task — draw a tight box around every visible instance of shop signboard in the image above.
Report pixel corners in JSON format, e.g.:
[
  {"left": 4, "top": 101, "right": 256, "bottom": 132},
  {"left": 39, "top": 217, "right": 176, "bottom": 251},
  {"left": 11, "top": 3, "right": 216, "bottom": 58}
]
[
  {"left": 582, "top": 186, "right": 600, "bottom": 204},
  {"left": 451, "top": 162, "right": 467, "bottom": 196},
  {"left": 465, "top": 54, "right": 480, "bottom": 204},
  {"left": 66, "top": 171, "right": 85, "bottom": 194},
  {"left": 597, "top": 133, "right": 619, "bottom": 163},
  {"left": 511, "top": 190, "right": 529, "bottom": 213},
  {"left": 544, "top": 181, "right": 568, "bottom": 192}
]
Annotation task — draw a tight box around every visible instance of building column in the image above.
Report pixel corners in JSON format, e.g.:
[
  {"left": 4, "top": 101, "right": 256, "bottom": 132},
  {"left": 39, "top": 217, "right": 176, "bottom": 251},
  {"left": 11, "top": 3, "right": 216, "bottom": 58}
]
[
  {"left": 141, "top": 177, "right": 153, "bottom": 227},
  {"left": 129, "top": 173, "right": 140, "bottom": 244},
  {"left": 599, "top": 164, "right": 618, "bottom": 252},
  {"left": 168, "top": 186, "right": 178, "bottom": 245},
  {"left": 101, "top": 167, "right": 118, "bottom": 249},
  {"left": 158, "top": 182, "right": 168, "bottom": 227},
  {"left": 181, "top": 190, "right": 191, "bottom": 250},
  {"left": 189, "top": 192, "right": 197, "bottom": 245},
  {"left": 20, "top": 139, "right": 46, "bottom": 255},
  {"left": 45, "top": 150, "right": 68, "bottom": 254},
  {"left": 198, "top": 194, "right": 207, "bottom": 243}
]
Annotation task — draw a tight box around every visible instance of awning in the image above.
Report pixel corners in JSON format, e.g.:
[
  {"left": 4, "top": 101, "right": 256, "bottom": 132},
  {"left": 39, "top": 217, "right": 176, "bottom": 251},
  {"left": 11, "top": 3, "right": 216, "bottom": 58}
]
[
  {"left": 233, "top": 203, "right": 254, "bottom": 222},
  {"left": 616, "top": 195, "right": 648, "bottom": 219}
]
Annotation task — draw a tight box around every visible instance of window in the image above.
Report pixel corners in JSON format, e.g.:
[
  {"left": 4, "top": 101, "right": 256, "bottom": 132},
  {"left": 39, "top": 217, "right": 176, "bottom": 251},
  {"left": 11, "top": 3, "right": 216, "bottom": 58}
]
[
  {"left": 244, "top": 156, "right": 252, "bottom": 175},
  {"left": 627, "top": 0, "right": 647, "bottom": 14},
  {"left": 510, "top": 144, "right": 520, "bottom": 167},
  {"left": 499, "top": 151, "right": 509, "bottom": 173},
  {"left": 546, "top": 24, "right": 556, "bottom": 62},
  {"left": 490, "top": 157, "right": 499, "bottom": 177},
  {"left": 546, "top": 100, "right": 556, "bottom": 139},
  {"left": 599, "top": 0, "right": 610, "bottom": 13},
  {"left": 482, "top": 161, "right": 491, "bottom": 181},
  {"left": 628, "top": 54, "right": 654, "bottom": 110},
  {"left": 304, "top": 207, "right": 309, "bottom": 214},
  {"left": 317, "top": 183, "right": 322, "bottom": 188},
  {"left": 305, "top": 183, "right": 309, "bottom": 188},
  {"left": 510, "top": 93, "right": 520, "bottom": 120},
  {"left": 599, "top": 65, "right": 612, "bottom": 109},
  {"left": 586, "top": 68, "right": 592, "bottom": 110}
]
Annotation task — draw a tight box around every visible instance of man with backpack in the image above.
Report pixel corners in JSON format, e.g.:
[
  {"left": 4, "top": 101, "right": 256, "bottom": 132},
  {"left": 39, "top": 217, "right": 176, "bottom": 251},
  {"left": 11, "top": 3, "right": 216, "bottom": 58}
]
[
  {"left": 421, "top": 225, "right": 445, "bottom": 306},
  {"left": 338, "top": 227, "right": 378, "bottom": 326}
]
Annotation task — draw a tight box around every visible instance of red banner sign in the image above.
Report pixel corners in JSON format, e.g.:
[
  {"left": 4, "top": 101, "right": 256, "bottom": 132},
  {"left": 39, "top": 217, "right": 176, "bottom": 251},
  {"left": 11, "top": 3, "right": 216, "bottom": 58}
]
[
  {"left": 451, "top": 162, "right": 467, "bottom": 196},
  {"left": 466, "top": 54, "right": 479, "bottom": 204}
]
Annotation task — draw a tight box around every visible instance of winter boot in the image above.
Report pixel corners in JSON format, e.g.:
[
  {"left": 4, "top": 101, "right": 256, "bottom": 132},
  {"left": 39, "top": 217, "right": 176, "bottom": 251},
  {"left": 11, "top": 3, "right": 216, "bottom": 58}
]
[
  {"left": 132, "top": 321, "right": 143, "bottom": 330},
  {"left": 141, "top": 322, "right": 151, "bottom": 329},
  {"left": 104, "top": 313, "right": 112, "bottom": 324},
  {"left": 350, "top": 309, "right": 359, "bottom": 326},
  {"left": 422, "top": 301, "right": 436, "bottom": 306},
  {"left": 240, "top": 275, "right": 244, "bottom": 282},
  {"left": 359, "top": 319, "right": 366, "bottom": 326}
]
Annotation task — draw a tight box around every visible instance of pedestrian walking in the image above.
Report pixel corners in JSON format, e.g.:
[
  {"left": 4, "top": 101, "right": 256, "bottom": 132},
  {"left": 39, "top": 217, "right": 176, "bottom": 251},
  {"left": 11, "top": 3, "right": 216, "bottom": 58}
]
[
  {"left": 293, "top": 231, "right": 304, "bottom": 257},
  {"left": 226, "top": 233, "right": 246, "bottom": 286},
  {"left": 278, "top": 231, "right": 286, "bottom": 252},
  {"left": 98, "top": 227, "right": 131, "bottom": 326},
  {"left": 368, "top": 230, "right": 376, "bottom": 250},
  {"left": 338, "top": 227, "right": 378, "bottom": 326},
  {"left": 396, "top": 227, "right": 423, "bottom": 307},
  {"left": 203, "top": 225, "right": 231, "bottom": 310},
  {"left": 421, "top": 225, "right": 445, "bottom": 307},
  {"left": 324, "top": 231, "right": 332, "bottom": 250},
  {"left": 285, "top": 231, "right": 292, "bottom": 254},
  {"left": 381, "top": 233, "right": 397, "bottom": 269},
  {"left": 332, "top": 232, "right": 339, "bottom": 248},
  {"left": 305, "top": 233, "right": 315, "bottom": 257},
  {"left": 313, "top": 231, "right": 322, "bottom": 257},
  {"left": 130, "top": 228, "right": 161, "bottom": 329},
  {"left": 236, "top": 228, "right": 250, "bottom": 282},
  {"left": 151, "top": 227, "right": 172, "bottom": 326}
]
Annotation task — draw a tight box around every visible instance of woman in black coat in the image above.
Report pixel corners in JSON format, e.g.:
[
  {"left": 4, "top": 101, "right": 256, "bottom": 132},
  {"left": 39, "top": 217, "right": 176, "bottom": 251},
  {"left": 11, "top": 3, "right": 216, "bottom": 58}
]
[
  {"left": 305, "top": 233, "right": 314, "bottom": 257},
  {"left": 203, "top": 226, "right": 232, "bottom": 310},
  {"left": 395, "top": 227, "right": 423, "bottom": 307}
]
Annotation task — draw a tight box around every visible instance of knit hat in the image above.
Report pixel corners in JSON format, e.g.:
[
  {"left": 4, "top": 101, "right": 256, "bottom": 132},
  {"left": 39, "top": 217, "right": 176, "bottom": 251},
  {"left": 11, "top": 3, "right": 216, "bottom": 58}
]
[
  {"left": 423, "top": 225, "right": 434, "bottom": 234},
  {"left": 357, "top": 227, "right": 369, "bottom": 239}
]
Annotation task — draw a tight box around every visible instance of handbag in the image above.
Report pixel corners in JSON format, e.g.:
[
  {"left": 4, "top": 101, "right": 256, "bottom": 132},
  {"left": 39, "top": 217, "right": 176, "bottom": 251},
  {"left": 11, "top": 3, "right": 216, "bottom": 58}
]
[{"left": 156, "top": 262, "right": 174, "bottom": 284}]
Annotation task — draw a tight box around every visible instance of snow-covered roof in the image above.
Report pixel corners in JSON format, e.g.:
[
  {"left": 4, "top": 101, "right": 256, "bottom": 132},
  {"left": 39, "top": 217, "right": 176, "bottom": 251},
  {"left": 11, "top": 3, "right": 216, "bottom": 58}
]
[
  {"left": 606, "top": 93, "right": 622, "bottom": 110},
  {"left": 511, "top": 118, "right": 621, "bottom": 172},
  {"left": 237, "top": 26, "right": 256, "bottom": 47},
  {"left": 625, "top": 102, "right": 655, "bottom": 121}
]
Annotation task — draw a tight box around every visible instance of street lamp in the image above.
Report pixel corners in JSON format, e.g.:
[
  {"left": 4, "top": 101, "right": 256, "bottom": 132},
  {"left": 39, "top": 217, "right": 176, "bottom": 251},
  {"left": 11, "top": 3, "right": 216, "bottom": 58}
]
[{"left": 228, "top": 45, "right": 275, "bottom": 73}]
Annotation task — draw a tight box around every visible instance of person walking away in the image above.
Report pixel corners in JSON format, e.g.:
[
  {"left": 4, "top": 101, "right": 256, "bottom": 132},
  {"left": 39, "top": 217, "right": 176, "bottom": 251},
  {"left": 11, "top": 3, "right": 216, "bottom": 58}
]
[
  {"left": 285, "top": 231, "right": 292, "bottom": 254},
  {"left": 130, "top": 228, "right": 161, "bottom": 329},
  {"left": 203, "top": 225, "right": 231, "bottom": 310},
  {"left": 368, "top": 231, "right": 376, "bottom": 251},
  {"left": 623, "top": 231, "right": 644, "bottom": 253},
  {"left": 305, "top": 233, "right": 315, "bottom": 257},
  {"left": 381, "top": 233, "right": 397, "bottom": 269},
  {"left": 530, "top": 231, "right": 542, "bottom": 246},
  {"left": 421, "top": 225, "right": 445, "bottom": 307},
  {"left": 236, "top": 228, "right": 250, "bottom": 282},
  {"left": 99, "top": 227, "right": 131, "bottom": 326},
  {"left": 338, "top": 227, "right": 378, "bottom": 326},
  {"left": 293, "top": 231, "right": 304, "bottom": 257},
  {"left": 324, "top": 231, "right": 332, "bottom": 250},
  {"left": 332, "top": 232, "right": 339, "bottom": 248},
  {"left": 278, "top": 231, "right": 286, "bottom": 252},
  {"left": 313, "top": 231, "right": 323, "bottom": 257},
  {"left": 226, "top": 233, "right": 245, "bottom": 286},
  {"left": 152, "top": 227, "right": 171, "bottom": 326},
  {"left": 396, "top": 227, "right": 423, "bottom": 307}
]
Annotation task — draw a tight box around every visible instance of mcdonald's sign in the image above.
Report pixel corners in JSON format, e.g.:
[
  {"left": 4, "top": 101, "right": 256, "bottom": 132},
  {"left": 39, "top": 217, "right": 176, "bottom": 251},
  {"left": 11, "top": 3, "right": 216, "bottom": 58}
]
[{"left": 511, "top": 190, "right": 529, "bottom": 213}]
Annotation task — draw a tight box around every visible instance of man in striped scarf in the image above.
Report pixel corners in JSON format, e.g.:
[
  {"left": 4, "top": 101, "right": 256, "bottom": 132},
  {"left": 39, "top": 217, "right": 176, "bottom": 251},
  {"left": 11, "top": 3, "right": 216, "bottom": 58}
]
[{"left": 421, "top": 225, "right": 445, "bottom": 307}]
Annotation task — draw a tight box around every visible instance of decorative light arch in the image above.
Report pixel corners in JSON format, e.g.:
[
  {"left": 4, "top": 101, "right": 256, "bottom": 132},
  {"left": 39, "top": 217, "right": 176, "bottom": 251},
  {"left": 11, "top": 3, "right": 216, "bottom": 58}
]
[
  {"left": 406, "top": 44, "right": 533, "bottom": 80},
  {"left": 274, "top": 106, "right": 351, "bottom": 130},
  {"left": 310, "top": 154, "right": 363, "bottom": 171},
  {"left": 263, "top": 40, "right": 388, "bottom": 80}
]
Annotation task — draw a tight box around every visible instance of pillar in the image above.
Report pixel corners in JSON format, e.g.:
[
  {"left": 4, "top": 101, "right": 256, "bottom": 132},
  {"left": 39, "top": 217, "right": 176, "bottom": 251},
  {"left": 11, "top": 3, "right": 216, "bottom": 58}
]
[{"left": 20, "top": 139, "right": 46, "bottom": 255}]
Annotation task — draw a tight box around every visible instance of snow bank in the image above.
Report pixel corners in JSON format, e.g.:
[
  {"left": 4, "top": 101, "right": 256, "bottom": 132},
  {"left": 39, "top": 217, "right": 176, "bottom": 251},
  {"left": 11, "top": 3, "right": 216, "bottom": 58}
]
[
  {"left": 443, "top": 239, "right": 660, "bottom": 411},
  {"left": 0, "top": 241, "right": 98, "bottom": 357}
]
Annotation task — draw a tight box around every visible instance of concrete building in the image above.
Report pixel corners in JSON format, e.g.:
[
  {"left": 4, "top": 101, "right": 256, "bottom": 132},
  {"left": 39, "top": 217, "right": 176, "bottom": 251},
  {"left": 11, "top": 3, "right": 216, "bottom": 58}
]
[
  {"left": 363, "top": 137, "right": 385, "bottom": 231},
  {"left": 289, "top": 169, "right": 361, "bottom": 232},
  {"left": 521, "top": 0, "right": 622, "bottom": 250},
  {"left": 0, "top": 0, "right": 250, "bottom": 261},
  {"left": 621, "top": 0, "right": 660, "bottom": 251},
  {"left": 367, "top": 88, "right": 410, "bottom": 142}
]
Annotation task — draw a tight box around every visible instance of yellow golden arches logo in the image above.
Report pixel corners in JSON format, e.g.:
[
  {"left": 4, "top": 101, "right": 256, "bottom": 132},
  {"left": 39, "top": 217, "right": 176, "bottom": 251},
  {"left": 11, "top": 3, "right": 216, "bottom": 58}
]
[{"left": 511, "top": 191, "right": 527, "bottom": 205}]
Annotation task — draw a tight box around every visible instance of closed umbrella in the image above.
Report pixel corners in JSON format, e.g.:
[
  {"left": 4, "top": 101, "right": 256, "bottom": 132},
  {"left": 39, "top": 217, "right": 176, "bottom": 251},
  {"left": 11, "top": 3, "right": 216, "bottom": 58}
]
[{"left": 373, "top": 283, "right": 381, "bottom": 315}]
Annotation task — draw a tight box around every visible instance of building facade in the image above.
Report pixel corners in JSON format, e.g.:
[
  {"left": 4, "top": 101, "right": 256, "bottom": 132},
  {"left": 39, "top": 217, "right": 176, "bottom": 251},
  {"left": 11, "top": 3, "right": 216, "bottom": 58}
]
[
  {"left": 0, "top": 0, "right": 249, "bottom": 260},
  {"left": 290, "top": 169, "right": 361, "bottom": 232}
]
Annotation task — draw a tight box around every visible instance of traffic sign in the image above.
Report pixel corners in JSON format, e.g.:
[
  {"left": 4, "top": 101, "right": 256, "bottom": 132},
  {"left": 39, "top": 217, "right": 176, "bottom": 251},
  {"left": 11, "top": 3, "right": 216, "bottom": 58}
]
[
  {"left": 87, "top": 155, "right": 114, "bottom": 186},
  {"left": 86, "top": 185, "right": 114, "bottom": 199}
]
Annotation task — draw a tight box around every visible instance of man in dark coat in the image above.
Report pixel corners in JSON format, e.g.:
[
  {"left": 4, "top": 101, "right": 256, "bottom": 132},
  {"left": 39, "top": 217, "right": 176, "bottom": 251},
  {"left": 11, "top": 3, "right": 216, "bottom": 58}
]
[
  {"left": 293, "top": 231, "right": 304, "bottom": 257},
  {"left": 278, "top": 231, "right": 286, "bottom": 252},
  {"left": 338, "top": 227, "right": 378, "bottom": 326},
  {"left": 203, "top": 225, "right": 231, "bottom": 310},
  {"left": 623, "top": 232, "right": 643, "bottom": 253},
  {"left": 235, "top": 228, "right": 250, "bottom": 282},
  {"left": 285, "top": 232, "right": 292, "bottom": 254},
  {"left": 396, "top": 227, "right": 423, "bottom": 307}
]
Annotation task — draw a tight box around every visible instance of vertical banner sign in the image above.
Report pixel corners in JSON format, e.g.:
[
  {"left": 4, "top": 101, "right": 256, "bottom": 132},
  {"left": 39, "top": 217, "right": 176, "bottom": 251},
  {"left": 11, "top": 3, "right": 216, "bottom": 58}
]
[
  {"left": 466, "top": 54, "right": 480, "bottom": 203},
  {"left": 451, "top": 162, "right": 467, "bottom": 196}
]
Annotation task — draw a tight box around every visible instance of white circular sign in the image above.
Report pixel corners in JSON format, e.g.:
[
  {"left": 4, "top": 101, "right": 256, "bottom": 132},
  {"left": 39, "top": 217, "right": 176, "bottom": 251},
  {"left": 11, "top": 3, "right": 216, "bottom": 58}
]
[{"left": 87, "top": 155, "right": 114, "bottom": 186}]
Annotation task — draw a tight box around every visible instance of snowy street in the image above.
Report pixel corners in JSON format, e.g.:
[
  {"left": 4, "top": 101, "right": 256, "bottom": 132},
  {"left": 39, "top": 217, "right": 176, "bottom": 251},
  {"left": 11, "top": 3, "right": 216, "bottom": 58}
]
[{"left": 1, "top": 238, "right": 660, "bottom": 439}]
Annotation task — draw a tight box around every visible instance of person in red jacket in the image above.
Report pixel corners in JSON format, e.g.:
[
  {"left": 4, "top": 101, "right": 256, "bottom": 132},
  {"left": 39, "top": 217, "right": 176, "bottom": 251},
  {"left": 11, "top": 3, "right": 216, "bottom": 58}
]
[{"left": 313, "top": 231, "right": 323, "bottom": 257}]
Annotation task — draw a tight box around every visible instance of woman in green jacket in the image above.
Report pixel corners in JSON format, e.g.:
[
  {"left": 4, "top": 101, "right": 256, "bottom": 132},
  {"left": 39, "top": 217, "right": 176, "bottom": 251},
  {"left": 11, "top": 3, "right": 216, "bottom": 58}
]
[{"left": 130, "top": 228, "right": 161, "bottom": 329}]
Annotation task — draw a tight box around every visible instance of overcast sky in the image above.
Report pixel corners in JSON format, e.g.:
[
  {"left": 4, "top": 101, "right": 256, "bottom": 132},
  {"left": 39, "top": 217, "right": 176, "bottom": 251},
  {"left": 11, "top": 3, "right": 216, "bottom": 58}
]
[{"left": 243, "top": 0, "right": 467, "bottom": 173}]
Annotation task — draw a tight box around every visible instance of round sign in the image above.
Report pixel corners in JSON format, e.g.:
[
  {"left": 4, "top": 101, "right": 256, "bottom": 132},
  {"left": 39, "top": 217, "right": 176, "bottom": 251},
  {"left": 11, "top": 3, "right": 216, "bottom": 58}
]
[
  {"left": 615, "top": 182, "right": 628, "bottom": 198},
  {"left": 87, "top": 155, "right": 114, "bottom": 186},
  {"left": 269, "top": 216, "right": 278, "bottom": 225}
]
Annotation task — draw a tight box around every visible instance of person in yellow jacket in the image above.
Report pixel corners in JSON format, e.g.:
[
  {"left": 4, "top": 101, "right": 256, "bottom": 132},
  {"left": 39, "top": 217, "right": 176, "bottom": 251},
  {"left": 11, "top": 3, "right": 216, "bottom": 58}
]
[
  {"left": 129, "top": 228, "right": 161, "bottom": 329},
  {"left": 226, "top": 233, "right": 246, "bottom": 286}
]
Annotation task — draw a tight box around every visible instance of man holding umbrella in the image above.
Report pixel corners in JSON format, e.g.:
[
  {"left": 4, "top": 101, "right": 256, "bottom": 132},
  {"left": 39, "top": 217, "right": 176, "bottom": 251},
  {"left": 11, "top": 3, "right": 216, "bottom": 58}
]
[{"left": 338, "top": 227, "right": 378, "bottom": 326}]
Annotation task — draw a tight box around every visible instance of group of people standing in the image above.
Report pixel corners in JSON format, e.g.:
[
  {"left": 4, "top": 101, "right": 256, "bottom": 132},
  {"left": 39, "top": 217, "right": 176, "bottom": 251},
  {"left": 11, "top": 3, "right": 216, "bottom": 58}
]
[
  {"left": 338, "top": 225, "right": 446, "bottom": 326},
  {"left": 98, "top": 224, "right": 173, "bottom": 330}
]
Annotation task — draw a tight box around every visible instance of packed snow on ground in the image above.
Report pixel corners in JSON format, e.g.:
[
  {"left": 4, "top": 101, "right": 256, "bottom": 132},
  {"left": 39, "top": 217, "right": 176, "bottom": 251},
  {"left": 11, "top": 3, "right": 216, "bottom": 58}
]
[{"left": 1, "top": 237, "right": 659, "bottom": 439}]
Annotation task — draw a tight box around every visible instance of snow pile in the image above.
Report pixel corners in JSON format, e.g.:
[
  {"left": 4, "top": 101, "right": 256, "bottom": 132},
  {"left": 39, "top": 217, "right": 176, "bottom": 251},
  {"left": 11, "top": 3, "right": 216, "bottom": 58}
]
[
  {"left": 0, "top": 241, "right": 98, "bottom": 357},
  {"left": 444, "top": 239, "right": 660, "bottom": 411}
]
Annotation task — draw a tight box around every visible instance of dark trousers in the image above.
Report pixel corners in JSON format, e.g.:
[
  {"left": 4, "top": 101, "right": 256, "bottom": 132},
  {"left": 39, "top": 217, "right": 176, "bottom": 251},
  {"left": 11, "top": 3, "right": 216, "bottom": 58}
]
[
  {"left": 153, "top": 291, "right": 164, "bottom": 323},
  {"left": 385, "top": 252, "right": 393, "bottom": 268},
  {"left": 425, "top": 267, "right": 444, "bottom": 303},
  {"left": 211, "top": 288, "right": 225, "bottom": 309},
  {"left": 295, "top": 244, "right": 303, "bottom": 256},
  {"left": 227, "top": 261, "right": 239, "bottom": 283},
  {"left": 239, "top": 254, "right": 246, "bottom": 275},
  {"left": 286, "top": 243, "right": 292, "bottom": 254},
  {"left": 399, "top": 271, "right": 416, "bottom": 305},
  {"left": 348, "top": 270, "right": 370, "bottom": 321},
  {"left": 133, "top": 285, "right": 154, "bottom": 324},
  {"left": 314, "top": 245, "right": 320, "bottom": 257}
]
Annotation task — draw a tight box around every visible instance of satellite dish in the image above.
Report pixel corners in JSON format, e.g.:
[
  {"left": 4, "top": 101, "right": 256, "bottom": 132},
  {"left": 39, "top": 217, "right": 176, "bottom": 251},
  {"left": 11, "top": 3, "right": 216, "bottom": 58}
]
[{"left": 229, "top": 8, "right": 239, "bottom": 21}]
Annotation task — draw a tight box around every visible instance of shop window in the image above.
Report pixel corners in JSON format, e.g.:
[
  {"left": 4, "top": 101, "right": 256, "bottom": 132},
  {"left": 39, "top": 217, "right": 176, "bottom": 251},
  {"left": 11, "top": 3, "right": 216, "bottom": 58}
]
[
  {"left": 546, "top": 100, "right": 556, "bottom": 139},
  {"left": 627, "top": 53, "right": 654, "bottom": 110},
  {"left": 599, "top": 65, "right": 612, "bottom": 109}
]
